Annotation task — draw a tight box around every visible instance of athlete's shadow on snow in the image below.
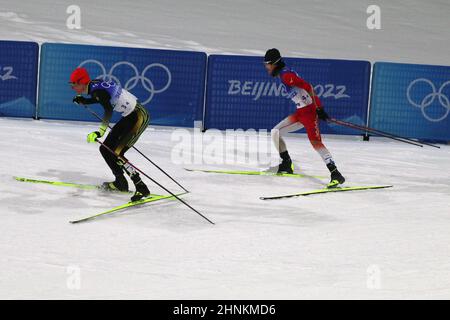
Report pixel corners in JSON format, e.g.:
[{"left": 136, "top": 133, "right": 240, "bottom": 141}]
[
  {"left": 213, "top": 199, "right": 339, "bottom": 227},
  {"left": 4, "top": 189, "right": 119, "bottom": 215},
  {"left": 35, "top": 169, "right": 106, "bottom": 185},
  {"left": 7, "top": 169, "right": 130, "bottom": 215},
  {"left": 290, "top": 161, "right": 328, "bottom": 187},
  {"left": 73, "top": 199, "right": 210, "bottom": 230},
  {"left": 34, "top": 168, "right": 128, "bottom": 200}
]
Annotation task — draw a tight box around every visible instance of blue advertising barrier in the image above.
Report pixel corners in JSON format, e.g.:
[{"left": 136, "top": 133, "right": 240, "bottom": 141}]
[
  {"left": 38, "top": 43, "right": 207, "bottom": 127},
  {"left": 204, "top": 55, "right": 371, "bottom": 134},
  {"left": 0, "top": 41, "right": 39, "bottom": 118},
  {"left": 370, "top": 62, "right": 450, "bottom": 141}
]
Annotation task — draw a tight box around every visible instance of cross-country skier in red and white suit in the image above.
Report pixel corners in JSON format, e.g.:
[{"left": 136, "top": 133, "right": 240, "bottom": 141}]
[{"left": 264, "top": 48, "right": 345, "bottom": 188}]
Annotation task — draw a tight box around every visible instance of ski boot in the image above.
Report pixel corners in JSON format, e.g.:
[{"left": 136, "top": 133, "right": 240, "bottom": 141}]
[
  {"left": 277, "top": 150, "right": 294, "bottom": 174},
  {"left": 326, "top": 162, "right": 345, "bottom": 188},
  {"left": 264, "top": 159, "right": 294, "bottom": 174},
  {"left": 265, "top": 151, "right": 294, "bottom": 174},
  {"left": 101, "top": 174, "right": 129, "bottom": 192},
  {"left": 276, "top": 159, "right": 294, "bottom": 174},
  {"left": 130, "top": 174, "right": 150, "bottom": 202}
]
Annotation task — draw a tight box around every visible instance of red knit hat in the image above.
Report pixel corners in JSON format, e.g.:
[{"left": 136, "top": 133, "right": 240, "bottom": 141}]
[{"left": 69, "top": 67, "right": 91, "bottom": 85}]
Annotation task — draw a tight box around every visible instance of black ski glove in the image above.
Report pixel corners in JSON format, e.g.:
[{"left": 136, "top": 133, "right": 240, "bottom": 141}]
[
  {"left": 316, "top": 108, "right": 330, "bottom": 121},
  {"left": 73, "top": 95, "right": 88, "bottom": 105}
]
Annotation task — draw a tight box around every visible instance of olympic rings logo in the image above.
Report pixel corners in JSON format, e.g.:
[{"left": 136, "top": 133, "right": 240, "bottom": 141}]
[
  {"left": 406, "top": 78, "right": 450, "bottom": 122},
  {"left": 78, "top": 60, "right": 172, "bottom": 105}
]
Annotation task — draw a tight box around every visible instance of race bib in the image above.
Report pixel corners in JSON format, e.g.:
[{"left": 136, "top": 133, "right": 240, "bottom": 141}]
[
  {"left": 111, "top": 88, "right": 137, "bottom": 117},
  {"left": 288, "top": 87, "right": 313, "bottom": 108}
]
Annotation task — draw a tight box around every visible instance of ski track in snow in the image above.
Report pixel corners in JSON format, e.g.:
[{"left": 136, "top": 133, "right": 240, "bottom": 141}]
[{"left": 0, "top": 118, "right": 449, "bottom": 299}]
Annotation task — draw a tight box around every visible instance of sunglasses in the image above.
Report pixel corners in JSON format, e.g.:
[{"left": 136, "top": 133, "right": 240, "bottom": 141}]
[{"left": 264, "top": 57, "right": 281, "bottom": 65}]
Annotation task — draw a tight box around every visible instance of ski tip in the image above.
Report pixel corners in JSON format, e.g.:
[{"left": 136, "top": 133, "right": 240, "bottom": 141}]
[
  {"left": 70, "top": 219, "right": 91, "bottom": 224},
  {"left": 259, "top": 196, "right": 285, "bottom": 200}
]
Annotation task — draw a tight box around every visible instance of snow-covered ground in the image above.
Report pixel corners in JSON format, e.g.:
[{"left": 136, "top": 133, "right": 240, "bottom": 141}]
[
  {"left": 0, "top": 118, "right": 449, "bottom": 299},
  {"left": 0, "top": 0, "right": 449, "bottom": 65}
]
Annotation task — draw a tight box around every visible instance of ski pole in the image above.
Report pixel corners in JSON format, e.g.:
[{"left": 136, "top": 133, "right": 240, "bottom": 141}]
[
  {"left": 327, "top": 118, "right": 425, "bottom": 148},
  {"left": 329, "top": 118, "right": 440, "bottom": 149},
  {"left": 95, "top": 138, "right": 215, "bottom": 225},
  {"left": 79, "top": 103, "right": 190, "bottom": 192}
]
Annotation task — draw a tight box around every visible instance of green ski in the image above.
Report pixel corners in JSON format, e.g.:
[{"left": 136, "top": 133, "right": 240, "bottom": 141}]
[
  {"left": 260, "top": 185, "right": 393, "bottom": 200},
  {"left": 70, "top": 193, "right": 186, "bottom": 224},
  {"left": 184, "top": 168, "right": 326, "bottom": 179},
  {"left": 14, "top": 176, "right": 132, "bottom": 194}
]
